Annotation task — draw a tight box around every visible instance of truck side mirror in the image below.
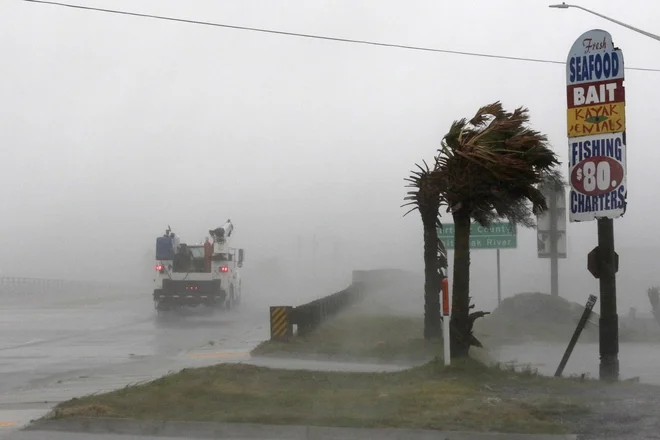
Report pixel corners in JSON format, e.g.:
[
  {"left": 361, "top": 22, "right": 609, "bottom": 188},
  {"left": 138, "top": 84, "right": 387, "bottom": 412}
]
[{"left": 238, "top": 249, "right": 244, "bottom": 267}]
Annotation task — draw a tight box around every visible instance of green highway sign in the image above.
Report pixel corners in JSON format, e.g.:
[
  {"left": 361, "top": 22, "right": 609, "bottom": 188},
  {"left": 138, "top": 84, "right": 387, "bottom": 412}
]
[{"left": 437, "top": 222, "right": 517, "bottom": 250}]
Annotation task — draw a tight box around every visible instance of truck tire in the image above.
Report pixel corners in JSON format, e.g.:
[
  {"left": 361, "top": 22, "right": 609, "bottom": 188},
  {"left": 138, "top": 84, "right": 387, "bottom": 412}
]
[
  {"left": 155, "top": 301, "right": 174, "bottom": 322},
  {"left": 225, "top": 285, "right": 235, "bottom": 310},
  {"left": 155, "top": 299, "right": 167, "bottom": 312},
  {"left": 235, "top": 281, "right": 241, "bottom": 306}
]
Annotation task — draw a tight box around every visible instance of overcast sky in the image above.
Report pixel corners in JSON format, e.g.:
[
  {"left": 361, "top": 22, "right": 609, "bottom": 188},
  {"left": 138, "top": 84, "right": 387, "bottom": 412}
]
[{"left": 1, "top": 0, "right": 659, "bottom": 310}]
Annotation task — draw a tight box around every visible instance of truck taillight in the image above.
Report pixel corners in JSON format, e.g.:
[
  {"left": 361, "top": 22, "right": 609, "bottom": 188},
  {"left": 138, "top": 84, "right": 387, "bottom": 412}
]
[
  {"left": 220, "top": 266, "right": 229, "bottom": 273},
  {"left": 155, "top": 265, "right": 163, "bottom": 271}
]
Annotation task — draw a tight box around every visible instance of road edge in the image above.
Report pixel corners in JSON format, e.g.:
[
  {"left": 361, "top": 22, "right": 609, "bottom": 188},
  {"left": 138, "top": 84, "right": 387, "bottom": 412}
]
[{"left": 24, "top": 417, "right": 578, "bottom": 439}]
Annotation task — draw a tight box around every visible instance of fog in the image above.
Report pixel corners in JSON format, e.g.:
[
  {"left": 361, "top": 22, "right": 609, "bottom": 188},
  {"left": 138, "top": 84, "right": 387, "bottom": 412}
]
[{"left": 2, "top": 0, "right": 660, "bottom": 310}]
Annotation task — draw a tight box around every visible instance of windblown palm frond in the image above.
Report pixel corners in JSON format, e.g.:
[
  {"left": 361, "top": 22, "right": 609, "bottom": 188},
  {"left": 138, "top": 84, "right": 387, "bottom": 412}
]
[
  {"left": 435, "top": 101, "right": 560, "bottom": 227},
  {"left": 431, "top": 101, "right": 563, "bottom": 357},
  {"left": 404, "top": 101, "right": 562, "bottom": 352},
  {"left": 402, "top": 160, "right": 447, "bottom": 227}
]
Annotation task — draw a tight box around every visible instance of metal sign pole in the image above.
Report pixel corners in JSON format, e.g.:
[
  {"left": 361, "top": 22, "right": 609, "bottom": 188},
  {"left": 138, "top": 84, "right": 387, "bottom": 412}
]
[
  {"left": 597, "top": 218, "right": 619, "bottom": 380},
  {"left": 496, "top": 249, "right": 501, "bottom": 305},
  {"left": 549, "top": 188, "right": 559, "bottom": 296},
  {"left": 555, "top": 294, "right": 597, "bottom": 377}
]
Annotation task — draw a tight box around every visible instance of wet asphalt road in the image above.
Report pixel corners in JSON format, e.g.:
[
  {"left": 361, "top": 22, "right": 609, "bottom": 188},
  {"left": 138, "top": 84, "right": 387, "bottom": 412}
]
[
  {"left": 0, "top": 281, "right": 410, "bottom": 439},
  {"left": 2, "top": 284, "right": 658, "bottom": 439},
  {"left": 0, "top": 288, "right": 272, "bottom": 437}
]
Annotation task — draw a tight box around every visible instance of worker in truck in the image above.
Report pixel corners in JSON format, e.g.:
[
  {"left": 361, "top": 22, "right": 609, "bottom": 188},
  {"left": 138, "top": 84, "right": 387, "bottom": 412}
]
[
  {"left": 203, "top": 237, "right": 212, "bottom": 272},
  {"left": 174, "top": 243, "right": 192, "bottom": 272}
]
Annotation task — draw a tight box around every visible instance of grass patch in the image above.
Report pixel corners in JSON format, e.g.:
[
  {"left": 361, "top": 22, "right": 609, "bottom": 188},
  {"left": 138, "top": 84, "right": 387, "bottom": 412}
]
[
  {"left": 48, "top": 359, "right": 591, "bottom": 434},
  {"left": 251, "top": 309, "right": 440, "bottom": 363}
]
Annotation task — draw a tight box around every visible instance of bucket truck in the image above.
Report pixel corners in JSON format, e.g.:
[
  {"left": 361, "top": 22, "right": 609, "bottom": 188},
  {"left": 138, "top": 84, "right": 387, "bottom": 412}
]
[{"left": 152, "top": 220, "right": 244, "bottom": 312}]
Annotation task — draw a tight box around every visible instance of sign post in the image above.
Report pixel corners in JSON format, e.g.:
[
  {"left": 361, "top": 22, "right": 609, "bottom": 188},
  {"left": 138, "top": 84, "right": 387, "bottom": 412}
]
[
  {"left": 438, "top": 222, "right": 517, "bottom": 306},
  {"left": 550, "top": 190, "right": 559, "bottom": 296},
  {"left": 566, "top": 29, "right": 626, "bottom": 381},
  {"left": 537, "top": 183, "right": 568, "bottom": 296},
  {"left": 554, "top": 294, "right": 598, "bottom": 377}
]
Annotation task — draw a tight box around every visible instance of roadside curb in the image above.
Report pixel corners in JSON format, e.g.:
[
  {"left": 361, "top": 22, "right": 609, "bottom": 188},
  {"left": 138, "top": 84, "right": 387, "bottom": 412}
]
[{"left": 24, "top": 418, "right": 578, "bottom": 439}]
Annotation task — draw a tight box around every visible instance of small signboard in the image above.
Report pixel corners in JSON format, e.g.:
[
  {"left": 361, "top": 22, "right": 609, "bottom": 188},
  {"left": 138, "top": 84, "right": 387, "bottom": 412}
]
[
  {"left": 437, "top": 222, "right": 517, "bottom": 250},
  {"left": 537, "top": 186, "right": 568, "bottom": 259},
  {"left": 538, "top": 231, "right": 567, "bottom": 259},
  {"left": 566, "top": 29, "right": 627, "bottom": 222}
]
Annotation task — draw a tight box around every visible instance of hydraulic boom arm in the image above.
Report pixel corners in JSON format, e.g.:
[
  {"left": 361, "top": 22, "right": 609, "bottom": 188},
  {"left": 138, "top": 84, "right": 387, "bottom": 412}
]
[{"left": 209, "top": 219, "right": 233, "bottom": 244}]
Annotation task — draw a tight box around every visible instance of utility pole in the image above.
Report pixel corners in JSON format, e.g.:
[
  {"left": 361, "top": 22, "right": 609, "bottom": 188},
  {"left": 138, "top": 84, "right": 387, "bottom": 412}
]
[
  {"left": 549, "top": 186, "right": 559, "bottom": 296},
  {"left": 597, "top": 218, "right": 619, "bottom": 380},
  {"left": 550, "top": 3, "right": 660, "bottom": 42}
]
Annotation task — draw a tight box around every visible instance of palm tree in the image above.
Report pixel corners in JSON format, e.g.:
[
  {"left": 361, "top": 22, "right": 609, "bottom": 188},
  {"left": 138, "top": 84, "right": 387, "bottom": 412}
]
[
  {"left": 434, "top": 102, "right": 561, "bottom": 357},
  {"left": 403, "top": 161, "right": 445, "bottom": 339}
]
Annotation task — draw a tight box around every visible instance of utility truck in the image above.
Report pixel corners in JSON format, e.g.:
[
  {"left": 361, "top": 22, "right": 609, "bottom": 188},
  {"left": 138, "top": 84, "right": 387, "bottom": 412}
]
[{"left": 153, "top": 220, "right": 244, "bottom": 312}]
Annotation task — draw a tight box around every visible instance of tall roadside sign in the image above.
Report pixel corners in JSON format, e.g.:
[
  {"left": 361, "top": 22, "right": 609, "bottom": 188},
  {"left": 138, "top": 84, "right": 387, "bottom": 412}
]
[
  {"left": 438, "top": 222, "right": 517, "bottom": 305},
  {"left": 566, "top": 29, "right": 625, "bottom": 381},
  {"left": 567, "top": 31, "right": 626, "bottom": 221},
  {"left": 537, "top": 182, "right": 567, "bottom": 297}
]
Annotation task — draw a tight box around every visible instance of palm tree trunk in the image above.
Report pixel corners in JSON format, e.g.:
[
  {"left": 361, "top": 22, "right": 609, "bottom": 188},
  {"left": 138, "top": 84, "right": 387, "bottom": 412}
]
[
  {"left": 423, "top": 219, "right": 442, "bottom": 339},
  {"left": 450, "top": 210, "right": 471, "bottom": 357}
]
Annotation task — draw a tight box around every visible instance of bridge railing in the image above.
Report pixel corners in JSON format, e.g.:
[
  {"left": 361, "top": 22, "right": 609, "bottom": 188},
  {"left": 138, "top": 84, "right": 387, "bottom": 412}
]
[
  {"left": 268, "top": 269, "right": 406, "bottom": 340},
  {"left": 0, "top": 277, "right": 145, "bottom": 300}
]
